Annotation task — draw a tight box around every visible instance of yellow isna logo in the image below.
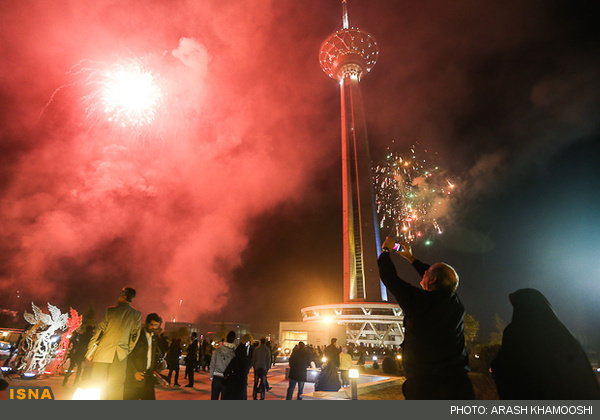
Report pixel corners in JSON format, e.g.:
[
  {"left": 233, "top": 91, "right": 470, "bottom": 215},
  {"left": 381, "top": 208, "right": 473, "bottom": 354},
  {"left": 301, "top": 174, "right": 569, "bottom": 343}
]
[{"left": 8, "top": 386, "right": 55, "bottom": 400}]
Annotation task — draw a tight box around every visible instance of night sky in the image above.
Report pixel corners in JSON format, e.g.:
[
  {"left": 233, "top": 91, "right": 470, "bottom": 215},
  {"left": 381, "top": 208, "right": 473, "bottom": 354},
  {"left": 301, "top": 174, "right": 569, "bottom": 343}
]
[{"left": 1, "top": 1, "right": 599, "bottom": 346}]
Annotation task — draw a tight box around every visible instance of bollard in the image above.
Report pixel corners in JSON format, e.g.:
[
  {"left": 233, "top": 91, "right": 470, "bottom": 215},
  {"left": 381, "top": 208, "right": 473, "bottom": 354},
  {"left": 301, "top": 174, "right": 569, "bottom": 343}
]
[{"left": 349, "top": 368, "right": 359, "bottom": 400}]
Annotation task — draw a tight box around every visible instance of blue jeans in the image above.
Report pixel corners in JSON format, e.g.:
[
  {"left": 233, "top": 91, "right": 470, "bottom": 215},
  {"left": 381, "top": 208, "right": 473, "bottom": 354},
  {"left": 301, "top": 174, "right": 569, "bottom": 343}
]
[{"left": 286, "top": 379, "right": 305, "bottom": 400}]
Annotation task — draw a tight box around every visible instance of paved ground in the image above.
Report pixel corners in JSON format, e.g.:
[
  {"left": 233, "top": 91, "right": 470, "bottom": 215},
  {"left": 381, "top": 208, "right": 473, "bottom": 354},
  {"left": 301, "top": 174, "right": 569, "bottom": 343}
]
[{"left": 1, "top": 363, "right": 317, "bottom": 400}]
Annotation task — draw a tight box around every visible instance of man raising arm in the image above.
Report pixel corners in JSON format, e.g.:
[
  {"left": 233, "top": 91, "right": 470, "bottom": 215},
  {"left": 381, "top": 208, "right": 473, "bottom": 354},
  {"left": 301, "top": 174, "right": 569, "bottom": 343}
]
[{"left": 378, "top": 237, "right": 473, "bottom": 400}]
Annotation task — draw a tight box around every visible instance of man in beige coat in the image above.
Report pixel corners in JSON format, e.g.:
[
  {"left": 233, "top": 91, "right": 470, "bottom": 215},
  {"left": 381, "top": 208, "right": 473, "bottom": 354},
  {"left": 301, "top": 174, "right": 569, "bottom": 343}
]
[{"left": 86, "top": 287, "right": 142, "bottom": 400}]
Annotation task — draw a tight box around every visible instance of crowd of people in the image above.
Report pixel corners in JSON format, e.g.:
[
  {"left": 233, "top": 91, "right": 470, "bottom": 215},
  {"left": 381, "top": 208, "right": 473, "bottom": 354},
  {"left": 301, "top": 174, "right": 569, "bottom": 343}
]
[
  {"left": 54, "top": 288, "right": 299, "bottom": 400},
  {"left": 48, "top": 286, "right": 368, "bottom": 401},
  {"left": 3, "top": 237, "right": 599, "bottom": 401}
]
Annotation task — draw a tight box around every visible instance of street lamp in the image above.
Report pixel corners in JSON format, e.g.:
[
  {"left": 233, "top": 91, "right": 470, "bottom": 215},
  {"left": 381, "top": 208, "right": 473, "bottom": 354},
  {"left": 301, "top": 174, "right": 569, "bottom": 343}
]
[{"left": 349, "top": 368, "right": 359, "bottom": 400}]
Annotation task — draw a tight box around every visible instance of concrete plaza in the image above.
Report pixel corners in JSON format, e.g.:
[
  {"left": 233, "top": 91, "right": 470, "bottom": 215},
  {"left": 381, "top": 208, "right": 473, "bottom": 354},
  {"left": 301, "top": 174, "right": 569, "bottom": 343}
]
[{"left": 1, "top": 363, "right": 316, "bottom": 401}]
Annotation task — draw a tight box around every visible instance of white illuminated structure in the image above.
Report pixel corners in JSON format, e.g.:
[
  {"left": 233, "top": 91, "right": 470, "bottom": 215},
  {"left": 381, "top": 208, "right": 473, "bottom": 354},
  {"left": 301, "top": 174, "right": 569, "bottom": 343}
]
[
  {"left": 301, "top": 303, "right": 403, "bottom": 347},
  {"left": 298, "top": 1, "right": 404, "bottom": 348},
  {"left": 19, "top": 303, "right": 68, "bottom": 376}
]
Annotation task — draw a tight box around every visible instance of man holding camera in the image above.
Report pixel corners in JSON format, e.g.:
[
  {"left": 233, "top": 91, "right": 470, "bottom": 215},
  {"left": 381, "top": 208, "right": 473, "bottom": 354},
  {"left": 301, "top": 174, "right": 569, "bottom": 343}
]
[{"left": 378, "top": 237, "right": 473, "bottom": 399}]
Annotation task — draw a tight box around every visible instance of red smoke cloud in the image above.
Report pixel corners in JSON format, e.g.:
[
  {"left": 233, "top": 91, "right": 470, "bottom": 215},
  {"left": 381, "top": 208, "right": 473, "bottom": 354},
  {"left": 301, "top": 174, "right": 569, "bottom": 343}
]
[
  {"left": 0, "top": 1, "right": 338, "bottom": 322},
  {"left": 2, "top": 1, "right": 599, "bottom": 336}
]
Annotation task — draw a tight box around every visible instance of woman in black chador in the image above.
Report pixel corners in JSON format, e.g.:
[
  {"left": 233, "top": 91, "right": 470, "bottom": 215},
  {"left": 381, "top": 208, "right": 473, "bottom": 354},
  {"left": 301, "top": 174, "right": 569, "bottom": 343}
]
[
  {"left": 222, "top": 341, "right": 252, "bottom": 400},
  {"left": 491, "top": 288, "right": 600, "bottom": 400}
]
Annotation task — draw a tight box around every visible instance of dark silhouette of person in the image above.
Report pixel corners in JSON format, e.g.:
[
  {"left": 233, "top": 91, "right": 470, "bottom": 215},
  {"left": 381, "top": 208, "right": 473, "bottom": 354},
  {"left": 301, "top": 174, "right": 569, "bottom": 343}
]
[
  {"left": 357, "top": 351, "right": 365, "bottom": 367},
  {"left": 62, "top": 325, "right": 94, "bottom": 386},
  {"left": 264, "top": 340, "right": 273, "bottom": 392},
  {"left": 202, "top": 339, "right": 213, "bottom": 372},
  {"left": 124, "top": 313, "right": 162, "bottom": 400},
  {"left": 251, "top": 337, "right": 271, "bottom": 400},
  {"left": 199, "top": 339, "right": 208, "bottom": 371},
  {"left": 307, "top": 345, "right": 317, "bottom": 368},
  {"left": 185, "top": 332, "right": 199, "bottom": 387},
  {"left": 324, "top": 337, "right": 341, "bottom": 367},
  {"left": 378, "top": 238, "right": 473, "bottom": 400},
  {"left": 315, "top": 337, "right": 342, "bottom": 392},
  {"left": 165, "top": 338, "right": 182, "bottom": 386},
  {"left": 249, "top": 341, "right": 258, "bottom": 362},
  {"left": 222, "top": 337, "right": 252, "bottom": 400},
  {"left": 86, "top": 287, "right": 142, "bottom": 400},
  {"left": 156, "top": 333, "right": 169, "bottom": 362},
  {"left": 286, "top": 342, "right": 312, "bottom": 400},
  {"left": 491, "top": 288, "right": 600, "bottom": 400},
  {"left": 0, "top": 366, "right": 8, "bottom": 394},
  {"left": 271, "top": 343, "right": 280, "bottom": 367}
]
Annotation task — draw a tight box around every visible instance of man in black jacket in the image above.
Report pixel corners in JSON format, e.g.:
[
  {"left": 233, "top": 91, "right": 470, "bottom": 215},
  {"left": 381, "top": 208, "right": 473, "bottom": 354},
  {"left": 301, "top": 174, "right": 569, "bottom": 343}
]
[
  {"left": 286, "top": 342, "right": 312, "bottom": 400},
  {"left": 124, "top": 313, "right": 162, "bottom": 400},
  {"left": 185, "top": 332, "right": 199, "bottom": 387},
  {"left": 378, "top": 237, "right": 473, "bottom": 400}
]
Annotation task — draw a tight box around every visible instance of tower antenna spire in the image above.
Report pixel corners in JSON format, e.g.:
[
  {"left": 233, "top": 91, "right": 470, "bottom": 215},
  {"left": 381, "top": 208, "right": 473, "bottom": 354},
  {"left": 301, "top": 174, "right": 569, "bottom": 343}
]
[{"left": 342, "top": 0, "right": 349, "bottom": 29}]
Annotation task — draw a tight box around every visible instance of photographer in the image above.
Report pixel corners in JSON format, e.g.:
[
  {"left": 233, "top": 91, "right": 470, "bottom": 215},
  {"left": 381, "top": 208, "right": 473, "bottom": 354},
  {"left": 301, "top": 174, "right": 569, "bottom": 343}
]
[{"left": 378, "top": 237, "right": 473, "bottom": 399}]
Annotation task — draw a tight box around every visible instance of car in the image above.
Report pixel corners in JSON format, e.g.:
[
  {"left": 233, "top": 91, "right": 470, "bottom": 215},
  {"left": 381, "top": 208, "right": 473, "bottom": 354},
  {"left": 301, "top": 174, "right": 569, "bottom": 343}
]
[
  {"left": 0, "top": 340, "right": 12, "bottom": 357},
  {"left": 275, "top": 347, "right": 291, "bottom": 364},
  {"left": 0, "top": 329, "right": 23, "bottom": 358}
]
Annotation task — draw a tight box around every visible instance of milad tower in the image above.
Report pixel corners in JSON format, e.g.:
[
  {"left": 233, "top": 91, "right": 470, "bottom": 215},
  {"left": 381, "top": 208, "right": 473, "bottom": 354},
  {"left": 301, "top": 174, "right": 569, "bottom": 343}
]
[{"left": 299, "top": 1, "right": 403, "bottom": 348}]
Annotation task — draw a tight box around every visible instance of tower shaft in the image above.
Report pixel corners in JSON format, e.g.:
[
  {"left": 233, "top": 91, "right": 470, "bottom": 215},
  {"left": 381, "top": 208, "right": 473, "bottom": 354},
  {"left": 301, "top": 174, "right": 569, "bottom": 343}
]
[
  {"left": 320, "top": 2, "right": 384, "bottom": 303},
  {"left": 340, "top": 75, "right": 381, "bottom": 302}
]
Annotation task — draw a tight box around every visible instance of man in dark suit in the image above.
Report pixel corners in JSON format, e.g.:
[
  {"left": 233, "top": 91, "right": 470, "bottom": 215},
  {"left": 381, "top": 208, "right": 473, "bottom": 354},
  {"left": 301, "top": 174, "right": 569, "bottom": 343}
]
[
  {"left": 185, "top": 332, "right": 199, "bottom": 387},
  {"left": 324, "top": 338, "right": 341, "bottom": 367},
  {"left": 124, "top": 313, "right": 162, "bottom": 400},
  {"left": 87, "top": 287, "right": 142, "bottom": 400}
]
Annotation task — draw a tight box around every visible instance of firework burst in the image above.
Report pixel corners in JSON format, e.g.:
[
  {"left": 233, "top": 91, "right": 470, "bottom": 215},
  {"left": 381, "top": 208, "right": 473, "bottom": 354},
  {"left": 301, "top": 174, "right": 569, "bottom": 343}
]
[
  {"left": 42, "top": 56, "right": 168, "bottom": 138},
  {"left": 98, "top": 62, "right": 163, "bottom": 128},
  {"left": 80, "top": 57, "right": 165, "bottom": 130},
  {"left": 374, "top": 143, "right": 456, "bottom": 245}
]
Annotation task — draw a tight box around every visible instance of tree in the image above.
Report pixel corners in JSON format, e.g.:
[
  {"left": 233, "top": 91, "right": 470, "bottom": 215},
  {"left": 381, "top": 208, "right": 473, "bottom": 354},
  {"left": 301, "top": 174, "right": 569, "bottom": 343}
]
[
  {"left": 241, "top": 332, "right": 254, "bottom": 344},
  {"left": 464, "top": 313, "right": 480, "bottom": 347},
  {"left": 215, "top": 323, "right": 228, "bottom": 342},
  {"left": 488, "top": 313, "right": 506, "bottom": 345},
  {"left": 172, "top": 327, "right": 190, "bottom": 342},
  {"left": 79, "top": 305, "right": 96, "bottom": 332}
]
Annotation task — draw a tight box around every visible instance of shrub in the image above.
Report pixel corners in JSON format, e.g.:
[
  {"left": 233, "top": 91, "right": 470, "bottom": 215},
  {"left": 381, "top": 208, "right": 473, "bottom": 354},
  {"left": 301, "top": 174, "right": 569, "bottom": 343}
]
[{"left": 382, "top": 356, "right": 397, "bottom": 374}]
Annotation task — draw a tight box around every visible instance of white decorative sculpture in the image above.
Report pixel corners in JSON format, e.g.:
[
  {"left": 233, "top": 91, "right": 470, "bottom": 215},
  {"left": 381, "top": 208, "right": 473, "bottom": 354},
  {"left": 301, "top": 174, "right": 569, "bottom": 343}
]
[{"left": 19, "top": 303, "right": 69, "bottom": 376}]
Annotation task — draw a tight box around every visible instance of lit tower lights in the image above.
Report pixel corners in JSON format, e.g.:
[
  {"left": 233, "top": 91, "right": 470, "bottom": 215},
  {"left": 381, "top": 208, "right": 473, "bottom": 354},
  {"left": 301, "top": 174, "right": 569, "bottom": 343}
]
[
  {"left": 286, "top": 1, "right": 403, "bottom": 349},
  {"left": 319, "top": 1, "right": 386, "bottom": 302}
]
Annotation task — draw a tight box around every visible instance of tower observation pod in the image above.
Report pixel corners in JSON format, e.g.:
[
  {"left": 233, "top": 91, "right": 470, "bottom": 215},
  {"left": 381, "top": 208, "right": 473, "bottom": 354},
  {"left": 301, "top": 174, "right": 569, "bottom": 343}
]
[{"left": 319, "top": 1, "right": 384, "bottom": 303}]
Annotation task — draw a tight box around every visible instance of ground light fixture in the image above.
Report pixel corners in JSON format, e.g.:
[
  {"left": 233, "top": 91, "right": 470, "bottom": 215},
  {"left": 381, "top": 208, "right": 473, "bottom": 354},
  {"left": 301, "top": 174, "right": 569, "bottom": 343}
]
[{"left": 349, "top": 368, "right": 359, "bottom": 400}]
